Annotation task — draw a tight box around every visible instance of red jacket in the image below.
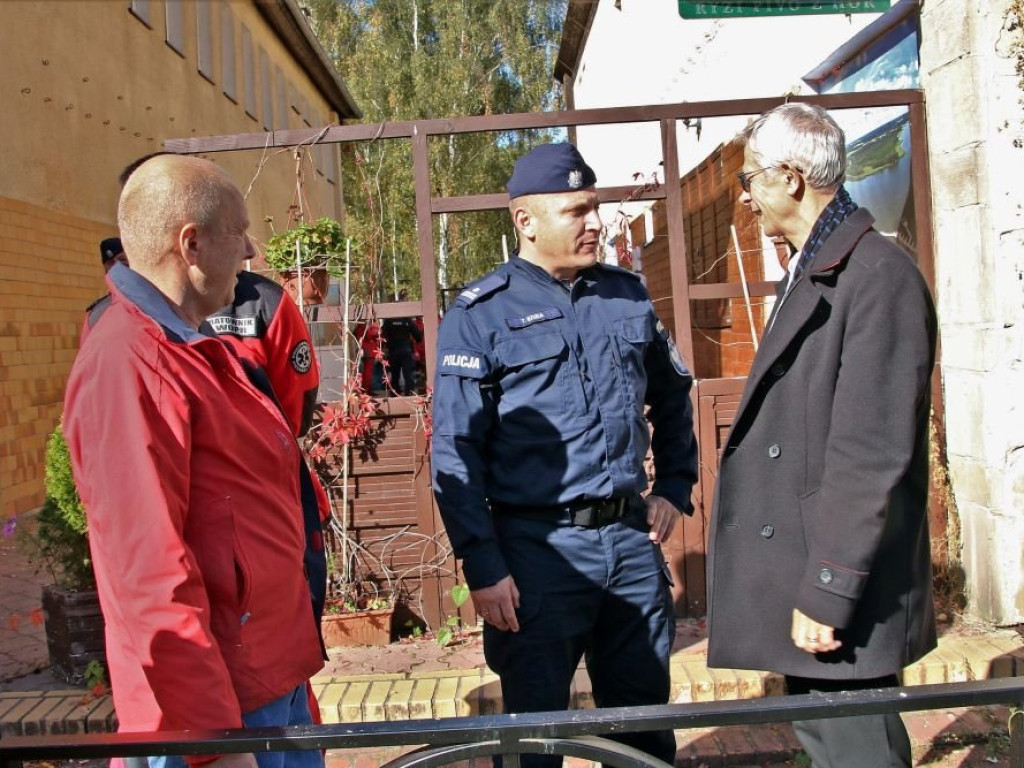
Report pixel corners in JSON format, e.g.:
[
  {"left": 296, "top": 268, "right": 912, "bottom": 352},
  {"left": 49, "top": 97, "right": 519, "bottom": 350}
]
[
  {"left": 208, "top": 271, "right": 320, "bottom": 439},
  {"left": 208, "top": 272, "right": 330, "bottom": 520},
  {"left": 64, "top": 268, "right": 323, "bottom": 737}
]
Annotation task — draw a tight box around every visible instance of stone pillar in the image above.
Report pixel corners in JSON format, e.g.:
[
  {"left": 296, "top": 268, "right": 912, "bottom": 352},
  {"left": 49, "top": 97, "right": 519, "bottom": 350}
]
[{"left": 920, "top": 0, "right": 1024, "bottom": 624}]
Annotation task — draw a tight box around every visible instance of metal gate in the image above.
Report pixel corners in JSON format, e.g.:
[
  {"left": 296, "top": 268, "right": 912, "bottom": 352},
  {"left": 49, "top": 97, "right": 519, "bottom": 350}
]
[{"left": 168, "top": 88, "right": 936, "bottom": 624}]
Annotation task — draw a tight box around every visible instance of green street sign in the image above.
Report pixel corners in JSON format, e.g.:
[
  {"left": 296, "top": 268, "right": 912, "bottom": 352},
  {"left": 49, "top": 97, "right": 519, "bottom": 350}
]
[{"left": 679, "top": 0, "right": 890, "bottom": 18}]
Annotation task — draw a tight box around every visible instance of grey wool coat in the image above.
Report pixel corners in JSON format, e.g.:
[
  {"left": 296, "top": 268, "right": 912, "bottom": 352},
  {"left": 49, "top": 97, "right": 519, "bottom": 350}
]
[{"left": 706, "top": 208, "right": 938, "bottom": 680}]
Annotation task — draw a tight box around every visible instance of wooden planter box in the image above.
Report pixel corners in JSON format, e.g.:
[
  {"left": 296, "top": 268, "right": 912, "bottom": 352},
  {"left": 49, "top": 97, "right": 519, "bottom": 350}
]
[
  {"left": 321, "top": 606, "right": 394, "bottom": 647},
  {"left": 42, "top": 584, "right": 106, "bottom": 683}
]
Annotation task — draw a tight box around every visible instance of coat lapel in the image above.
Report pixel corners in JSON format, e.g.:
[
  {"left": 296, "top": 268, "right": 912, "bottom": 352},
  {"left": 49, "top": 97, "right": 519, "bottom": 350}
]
[{"left": 731, "top": 209, "right": 877, "bottom": 428}]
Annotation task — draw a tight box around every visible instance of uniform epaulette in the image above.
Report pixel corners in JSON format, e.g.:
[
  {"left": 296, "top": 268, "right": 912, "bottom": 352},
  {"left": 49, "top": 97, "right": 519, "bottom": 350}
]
[
  {"left": 455, "top": 272, "right": 509, "bottom": 307},
  {"left": 595, "top": 262, "right": 643, "bottom": 281}
]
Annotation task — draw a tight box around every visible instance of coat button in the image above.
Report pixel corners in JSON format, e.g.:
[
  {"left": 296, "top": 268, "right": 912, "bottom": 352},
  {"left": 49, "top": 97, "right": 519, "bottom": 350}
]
[
  {"left": 818, "top": 568, "right": 834, "bottom": 585},
  {"left": 760, "top": 524, "right": 774, "bottom": 539},
  {"left": 770, "top": 362, "right": 786, "bottom": 377},
  {"left": 767, "top": 444, "right": 781, "bottom": 459}
]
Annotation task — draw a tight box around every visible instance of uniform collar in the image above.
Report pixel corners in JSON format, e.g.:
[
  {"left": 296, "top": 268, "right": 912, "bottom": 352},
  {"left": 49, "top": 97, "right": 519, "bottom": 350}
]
[
  {"left": 511, "top": 254, "right": 598, "bottom": 290},
  {"left": 107, "top": 262, "right": 216, "bottom": 343}
]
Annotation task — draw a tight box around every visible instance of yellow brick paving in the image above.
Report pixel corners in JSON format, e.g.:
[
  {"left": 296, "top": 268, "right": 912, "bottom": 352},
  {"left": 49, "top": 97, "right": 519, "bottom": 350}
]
[{"left": 0, "top": 631, "right": 1021, "bottom": 735}]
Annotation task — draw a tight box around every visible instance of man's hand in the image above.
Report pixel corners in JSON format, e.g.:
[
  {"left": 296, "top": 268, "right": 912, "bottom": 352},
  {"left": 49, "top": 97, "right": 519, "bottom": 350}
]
[
  {"left": 209, "top": 753, "right": 259, "bottom": 768},
  {"left": 791, "top": 608, "right": 842, "bottom": 654},
  {"left": 645, "top": 495, "right": 679, "bottom": 544},
  {"left": 471, "top": 575, "right": 520, "bottom": 632}
]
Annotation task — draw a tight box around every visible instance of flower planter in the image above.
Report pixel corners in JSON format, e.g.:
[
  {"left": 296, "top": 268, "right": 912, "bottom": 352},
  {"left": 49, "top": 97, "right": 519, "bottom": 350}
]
[
  {"left": 280, "top": 266, "right": 329, "bottom": 306},
  {"left": 42, "top": 584, "right": 106, "bottom": 683},
  {"left": 321, "top": 605, "right": 394, "bottom": 647}
]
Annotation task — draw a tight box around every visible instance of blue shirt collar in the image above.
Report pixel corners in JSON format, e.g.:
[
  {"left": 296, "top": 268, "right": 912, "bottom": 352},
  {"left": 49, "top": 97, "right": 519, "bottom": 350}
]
[{"left": 108, "top": 262, "right": 215, "bottom": 343}]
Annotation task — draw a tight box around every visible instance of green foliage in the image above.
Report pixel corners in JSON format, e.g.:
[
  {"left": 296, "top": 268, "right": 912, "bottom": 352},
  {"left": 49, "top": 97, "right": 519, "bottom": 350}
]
[
  {"left": 435, "top": 581, "right": 471, "bottom": 647},
  {"left": 20, "top": 423, "right": 94, "bottom": 591},
  {"left": 306, "top": 0, "right": 568, "bottom": 298},
  {"left": 44, "top": 421, "right": 86, "bottom": 536},
  {"left": 264, "top": 217, "right": 346, "bottom": 275}
]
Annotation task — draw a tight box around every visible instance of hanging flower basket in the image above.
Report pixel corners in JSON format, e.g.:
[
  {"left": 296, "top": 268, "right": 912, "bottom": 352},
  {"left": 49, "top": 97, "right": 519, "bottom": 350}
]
[
  {"left": 264, "top": 217, "right": 344, "bottom": 306},
  {"left": 280, "top": 266, "right": 330, "bottom": 306}
]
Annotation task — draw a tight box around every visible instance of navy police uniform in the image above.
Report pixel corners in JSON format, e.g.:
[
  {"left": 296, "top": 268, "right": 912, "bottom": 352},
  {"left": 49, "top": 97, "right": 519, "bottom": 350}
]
[{"left": 431, "top": 143, "right": 697, "bottom": 768}]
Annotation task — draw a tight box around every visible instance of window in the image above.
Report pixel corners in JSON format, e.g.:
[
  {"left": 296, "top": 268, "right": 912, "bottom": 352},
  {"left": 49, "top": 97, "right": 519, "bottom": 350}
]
[
  {"left": 128, "top": 0, "right": 151, "bottom": 27},
  {"left": 165, "top": 0, "right": 185, "bottom": 56},
  {"left": 197, "top": 1, "right": 214, "bottom": 82},
  {"left": 242, "top": 25, "right": 256, "bottom": 120},
  {"left": 260, "top": 48, "right": 273, "bottom": 130},
  {"left": 312, "top": 110, "right": 325, "bottom": 176},
  {"left": 221, "top": 6, "right": 236, "bottom": 102},
  {"left": 276, "top": 68, "right": 289, "bottom": 130},
  {"left": 325, "top": 141, "right": 337, "bottom": 185}
]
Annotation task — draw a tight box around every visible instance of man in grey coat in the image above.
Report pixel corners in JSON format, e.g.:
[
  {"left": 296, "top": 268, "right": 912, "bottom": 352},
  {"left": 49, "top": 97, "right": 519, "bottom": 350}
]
[{"left": 706, "top": 104, "right": 937, "bottom": 768}]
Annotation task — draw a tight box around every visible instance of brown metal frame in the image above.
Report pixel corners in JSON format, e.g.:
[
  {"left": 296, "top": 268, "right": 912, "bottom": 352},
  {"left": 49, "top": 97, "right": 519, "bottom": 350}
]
[
  {"left": 167, "top": 88, "right": 936, "bottom": 618},
  {"left": 167, "top": 88, "right": 933, "bottom": 386}
]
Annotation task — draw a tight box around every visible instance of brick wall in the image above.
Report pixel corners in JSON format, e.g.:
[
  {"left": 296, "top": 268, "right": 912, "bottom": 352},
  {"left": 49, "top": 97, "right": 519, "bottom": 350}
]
[
  {"left": 0, "top": 196, "right": 107, "bottom": 517},
  {"left": 635, "top": 140, "right": 771, "bottom": 380}
]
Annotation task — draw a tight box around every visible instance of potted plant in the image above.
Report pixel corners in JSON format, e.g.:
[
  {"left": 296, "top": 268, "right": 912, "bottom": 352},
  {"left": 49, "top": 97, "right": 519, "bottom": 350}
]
[
  {"left": 263, "top": 217, "right": 345, "bottom": 305},
  {"left": 19, "top": 422, "right": 106, "bottom": 683},
  {"left": 319, "top": 576, "right": 396, "bottom": 648}
]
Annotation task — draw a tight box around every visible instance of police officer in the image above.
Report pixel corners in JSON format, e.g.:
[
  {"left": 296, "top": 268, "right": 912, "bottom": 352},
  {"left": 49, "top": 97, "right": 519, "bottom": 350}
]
[
  {"left": 431, "top": 143, "right": 698, "bottom": 768},
  {"left": 383, "top": 289, "right": 422, "bottom": 396}
]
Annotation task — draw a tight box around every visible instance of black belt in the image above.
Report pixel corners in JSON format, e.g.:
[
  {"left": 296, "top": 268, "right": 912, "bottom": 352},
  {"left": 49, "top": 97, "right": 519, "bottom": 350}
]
[{"left": 492, "top": 496, "right": 637, "bottom": 528}]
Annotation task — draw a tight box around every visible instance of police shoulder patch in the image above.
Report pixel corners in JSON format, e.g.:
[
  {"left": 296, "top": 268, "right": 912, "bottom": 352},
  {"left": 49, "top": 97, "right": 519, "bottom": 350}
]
[
  {"left": 290, "top": 340, "right": 313, "bottom": 374},
  {"left": 438, "top": 348, "right": 488, "bottom": 379},
  {"left": 456, "top": 272, "right": 509, "bottom": 307}
]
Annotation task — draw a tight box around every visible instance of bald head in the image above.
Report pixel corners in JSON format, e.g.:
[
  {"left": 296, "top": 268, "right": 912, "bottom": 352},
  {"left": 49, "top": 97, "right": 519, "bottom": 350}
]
[{"left": 117, "top": 155, "right": 239, "bottom": 270}]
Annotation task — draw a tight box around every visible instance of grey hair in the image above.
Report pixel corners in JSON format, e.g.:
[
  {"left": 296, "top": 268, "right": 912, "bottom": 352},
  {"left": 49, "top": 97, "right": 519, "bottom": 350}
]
[
  {"left": 117, "top": 157, "right": 233, "bottom": 265},
  {"left": 740, "top": 103, "right": 846, "bottom": 191}
]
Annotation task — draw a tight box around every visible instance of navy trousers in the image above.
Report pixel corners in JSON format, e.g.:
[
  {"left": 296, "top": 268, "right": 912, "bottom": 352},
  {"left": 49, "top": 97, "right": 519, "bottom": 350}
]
[{"left": 484, "top": 508, "right": 676, "bottom": 768}]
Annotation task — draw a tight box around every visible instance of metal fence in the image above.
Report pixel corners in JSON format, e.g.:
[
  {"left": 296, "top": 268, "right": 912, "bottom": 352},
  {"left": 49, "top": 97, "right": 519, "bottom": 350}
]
[{"left": 2, "top": 678, "right": 1022, "bottom": 768}]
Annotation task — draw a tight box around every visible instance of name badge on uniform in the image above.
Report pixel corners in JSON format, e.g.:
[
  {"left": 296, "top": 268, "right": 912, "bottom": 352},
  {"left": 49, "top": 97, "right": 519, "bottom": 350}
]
[
  {"left": 208, "top": 315, "right": 257, "bottom": 337},
  {"left": 438, "top": 349, "right": 488, "bottom": 379},
  {"left": 504, "top": 307, "right": 563, "bottom": 330}
]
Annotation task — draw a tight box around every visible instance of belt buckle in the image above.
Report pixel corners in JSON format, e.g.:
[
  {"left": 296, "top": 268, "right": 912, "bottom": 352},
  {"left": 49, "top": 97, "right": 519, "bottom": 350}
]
[{"left": 595, "top": 497, "right": 626, "bottom": 526}]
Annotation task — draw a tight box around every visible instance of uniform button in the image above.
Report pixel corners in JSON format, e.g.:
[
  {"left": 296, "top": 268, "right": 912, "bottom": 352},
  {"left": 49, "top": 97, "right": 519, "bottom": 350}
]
[
  {"left": 818, "top": 568, "right": 834, "bottom": 585},
  {"left": 770, "top": 362, "right": 786, "bottom": 377},
  {"left": 760, "top": 524, "right": 774, "bottom": 539},
  {"left": 767, "top": 444, "right": 781, "bottom": 459}
]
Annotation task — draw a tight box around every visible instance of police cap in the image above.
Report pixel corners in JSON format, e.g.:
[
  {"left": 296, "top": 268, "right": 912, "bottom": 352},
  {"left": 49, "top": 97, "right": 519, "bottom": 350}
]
[
  {"left": 507, "top": 143, "right": 597, "bottom": 200},
  {"left": 100, "top": 237, "right": 123, "bottom": 264}
]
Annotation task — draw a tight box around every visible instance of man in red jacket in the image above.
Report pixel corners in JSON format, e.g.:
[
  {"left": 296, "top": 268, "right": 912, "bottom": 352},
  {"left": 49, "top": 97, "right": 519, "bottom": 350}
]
[{"left": 64, "top": 155, "right": 324, "bottom": 768}]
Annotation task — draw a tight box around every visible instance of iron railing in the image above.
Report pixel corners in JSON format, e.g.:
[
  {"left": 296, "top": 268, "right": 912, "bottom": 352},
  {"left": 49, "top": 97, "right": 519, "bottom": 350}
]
[{"left": 1, "top": 678, "right": 1022, "bottom": 768}]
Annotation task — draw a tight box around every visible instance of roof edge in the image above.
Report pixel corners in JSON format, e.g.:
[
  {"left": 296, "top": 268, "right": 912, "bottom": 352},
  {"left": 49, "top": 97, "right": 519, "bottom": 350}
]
[
  {"left": 554, "top": 0, "right": 599, "bottom": 83},
  {"left": 255, "top": 0, "right": 361, "bottom": 120}
]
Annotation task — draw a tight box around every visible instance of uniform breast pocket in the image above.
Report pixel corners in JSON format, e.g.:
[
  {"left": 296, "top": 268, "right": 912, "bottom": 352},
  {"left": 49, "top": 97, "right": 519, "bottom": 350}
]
[
  {"left": 614, "top": 315, "right": 653, "bottom": 404},
  {"left": 495, "top": 332, "right": 571, "bottom": 422}
]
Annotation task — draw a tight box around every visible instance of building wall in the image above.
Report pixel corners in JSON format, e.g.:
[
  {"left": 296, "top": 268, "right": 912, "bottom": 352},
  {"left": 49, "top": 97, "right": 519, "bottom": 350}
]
[
  {"left": 567, "top": 0, "right": 885, "bottom": 189},
  {"left": 0, "top": 0, "right": 345, "bottom": 517},
  {"left": 920, "top": 0, "right": 1024, "bottom": 625},
  {"left": 634, "top": 138, "right": 772, "bottom": 379}
]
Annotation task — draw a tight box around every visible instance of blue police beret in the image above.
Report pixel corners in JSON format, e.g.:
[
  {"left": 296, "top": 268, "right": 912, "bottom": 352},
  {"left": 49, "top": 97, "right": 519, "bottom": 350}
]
[
  {"left": 100, "top": 237, "right": 123, "bottom": 264},
  {"left": 507, "top": 143, "right": 597, "bottom": 199}
]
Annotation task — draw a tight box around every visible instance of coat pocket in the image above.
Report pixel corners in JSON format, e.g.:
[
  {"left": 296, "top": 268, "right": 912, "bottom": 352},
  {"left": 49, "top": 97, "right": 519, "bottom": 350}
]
[{"left": 797, "top": 487, "right": 822, "bottom": 558}]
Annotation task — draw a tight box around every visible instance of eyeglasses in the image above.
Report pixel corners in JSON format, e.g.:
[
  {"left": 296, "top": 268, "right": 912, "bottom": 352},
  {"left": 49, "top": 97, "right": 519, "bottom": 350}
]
[{"left": 737, "top": 167, "right": 771, "bottom": 193}]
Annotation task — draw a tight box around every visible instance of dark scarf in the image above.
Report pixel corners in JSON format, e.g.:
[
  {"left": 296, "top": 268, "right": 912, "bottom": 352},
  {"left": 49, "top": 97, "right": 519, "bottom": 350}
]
[{"left": 794, "top": 185, "right": 858, "bottom": 280}]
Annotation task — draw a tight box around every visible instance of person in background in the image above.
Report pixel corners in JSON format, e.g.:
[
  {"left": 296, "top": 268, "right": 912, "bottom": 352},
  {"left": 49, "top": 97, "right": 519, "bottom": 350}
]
[
  {"left": 431, "top": 143, "right": 698, "bottom": 768},
  {"left": 706, "top": 104, "right": 937, "bottom": 768},
  {"left": 382, "top": 289, "right": 422, "bottom": 396},
  {"left": 64, "top": 155, "right": 324, "bottom": 768},
  {"left": 100, "top": 237, "right": 128, "bottom": 273}
]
